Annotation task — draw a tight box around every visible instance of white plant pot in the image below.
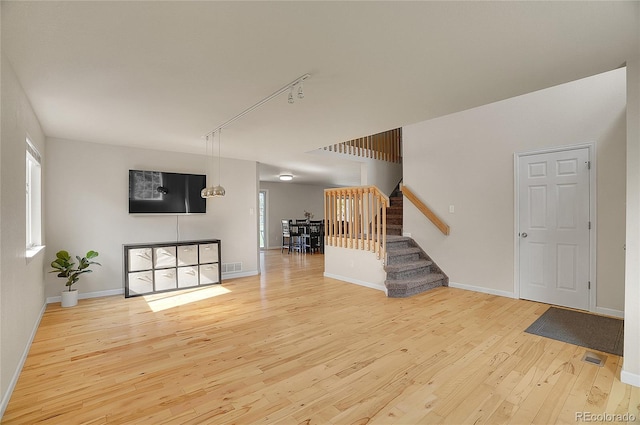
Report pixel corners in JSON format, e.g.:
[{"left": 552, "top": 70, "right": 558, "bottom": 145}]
[{"left": 61, "top": 289, "right": 78, "bottom": 307}]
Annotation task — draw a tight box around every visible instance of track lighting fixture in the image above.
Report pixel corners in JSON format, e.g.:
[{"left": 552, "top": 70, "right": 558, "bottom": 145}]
[{"left": 202, "top": 73, "right": 311, "bottom": 198}]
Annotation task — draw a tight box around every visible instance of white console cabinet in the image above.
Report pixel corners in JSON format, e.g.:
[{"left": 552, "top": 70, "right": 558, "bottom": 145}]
[{"left": 124, "top": 239, "right": 221, "bottom": 297}]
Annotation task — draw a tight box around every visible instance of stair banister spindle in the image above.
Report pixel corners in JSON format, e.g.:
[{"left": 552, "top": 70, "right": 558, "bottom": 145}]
[
  {"left": 367, "top": 188, "right": 372, "bottom": 251},
  {"left": 335, "top": 191, "right": 339, "bottom": 247},
  {"left": 359, "top": 188, "right": 364, "bottom": 250},
  {"left": 352, "top": 189, "right": 357, "bottom": 248},
  {"left": 345, "top": 190, "right": 349, "bottom": 248},
  {"left": 338, "top": 190, "right": 345, "bottom": 248},
  {"left": 327, "top": 191, "right": 331, "bottom": 246},
  {"left": 348, "top": 190, "right": 351, "bottom": 247},
  {"left": 382, "top": 197, "right": 387, "bottom": 259},
  {"left": 346, "top": 190, "right": 351, "bottom": 248},
  {"left": 363, "top": 188, "right": 369, "bottom": 250},
  {"left": 333, "top": 191, "right": 337, "bottom": 245},
  {"left": 351, "top": 189, "right": 356, "bottom": 248},
  {"left": 324, "top": 192, "right": 328, "bottom": 246},
  {"left": 354, "top": 189, "right": 358, "bottom": 249},
  {"left": 357, "top": 188, "right": 363, "bottom": 250},
  {"left": 375, "top": 195, "right": 380, "bottom": 257}
]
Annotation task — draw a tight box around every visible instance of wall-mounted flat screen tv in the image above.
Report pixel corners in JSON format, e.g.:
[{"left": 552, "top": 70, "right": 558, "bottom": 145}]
[{"left": 129, "top": 170, "right": 207, "bottom": 214}]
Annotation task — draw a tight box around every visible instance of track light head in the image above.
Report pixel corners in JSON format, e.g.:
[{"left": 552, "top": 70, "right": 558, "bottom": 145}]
[
  {"left": 297, "top": 82, "right": 304, "bottom": 99},
  {"left": 288, "top": 87, "right": 294, "bottom": 104}
]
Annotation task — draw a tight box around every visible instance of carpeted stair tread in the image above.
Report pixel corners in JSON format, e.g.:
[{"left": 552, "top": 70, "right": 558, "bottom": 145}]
[
  {"left": 387, "top": 224, "right": 403, "bottom": 235},
  {"left": 387, "top": 247, "right": 422, "bottom": 256},
  {"left": 386, "top": 235, "right": 411, "bottom": 241},
  {"left": 386, "top": 273, "right": 445, "bottom": 289},
  {"left": 385, "top": 259, "right": 433, "bottom": 273}
]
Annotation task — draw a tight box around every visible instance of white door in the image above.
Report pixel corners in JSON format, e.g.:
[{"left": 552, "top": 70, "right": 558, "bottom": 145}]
[{"left": 518, "top": 147, "right": 591, "bottom": 310}]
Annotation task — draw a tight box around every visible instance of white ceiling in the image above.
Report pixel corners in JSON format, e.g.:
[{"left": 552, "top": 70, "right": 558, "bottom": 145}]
[{"left": 2, "top": 1, "right": 637, "bottom": 186}]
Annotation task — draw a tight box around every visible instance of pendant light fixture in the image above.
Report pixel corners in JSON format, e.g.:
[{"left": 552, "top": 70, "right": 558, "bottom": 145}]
[
  {"left": 201, "top": 73, "right": 311, "bottom": 199},
  {"left": 201, "top": 133, "right": 216, "bottom": 198},
  {"left": 211, "top": 129, "right": 225, "bottom": 197}
]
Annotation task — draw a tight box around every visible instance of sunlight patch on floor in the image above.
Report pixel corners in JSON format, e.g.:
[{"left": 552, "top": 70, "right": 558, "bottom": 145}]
[{"left": 144, "top": 285, "right": 231, "bottom": 312}]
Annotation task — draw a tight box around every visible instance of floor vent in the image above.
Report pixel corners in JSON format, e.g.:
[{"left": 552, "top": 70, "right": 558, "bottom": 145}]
[
  {"left": 582, "top": 351, "right": 606, "bottom": 367},
  {"left": 222, "top": 262, "right": 243, "bottom": 273}
]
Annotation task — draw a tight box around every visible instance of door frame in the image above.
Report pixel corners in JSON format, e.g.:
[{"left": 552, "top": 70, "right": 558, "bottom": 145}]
[
  {"left": 259, "top": 189, "right": 268, "bottom": 250},
  {"left": 513, "top": 142, "right": 597, "bottom": 312}
]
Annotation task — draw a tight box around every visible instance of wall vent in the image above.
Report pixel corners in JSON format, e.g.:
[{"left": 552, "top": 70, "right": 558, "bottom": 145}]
[{"left": 222, "top": 262, "right": 243, "bottom": 273}]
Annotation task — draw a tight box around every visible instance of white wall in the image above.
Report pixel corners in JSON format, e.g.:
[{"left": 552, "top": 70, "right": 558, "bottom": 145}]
[
  {"left": 0, "top": 58, "right": 47, "bottom": 415},
  {"left": 403, "top": 68, "right": 627, "bottom": 313},
  {"left": 360, "top": 158, "right": 402, "bottom": 197},
  {"left": 623, "top": 49, "right": 640, "bottom": 384},
  {"left": 259, "top": 181, "right": 326, "bottom": 250},
  {"left": 44, "top": 138, "right": 259, "bottom": 299}
]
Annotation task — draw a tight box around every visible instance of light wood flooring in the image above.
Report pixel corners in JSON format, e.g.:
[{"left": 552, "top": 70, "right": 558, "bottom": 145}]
[{"left": 3, "top": 250, "right": 639, "bottom": 424}]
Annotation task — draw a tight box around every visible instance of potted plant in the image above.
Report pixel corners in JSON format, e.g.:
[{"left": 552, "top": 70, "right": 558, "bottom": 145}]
[
  {"left": 50, "top": 250, "right": 101, "bottom": 307},
  {"left": 304, "top": 210, "right": 314, "bottom": 223}
]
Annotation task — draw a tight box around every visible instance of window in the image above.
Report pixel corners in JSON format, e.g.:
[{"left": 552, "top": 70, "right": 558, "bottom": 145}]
[{"left": 26, "top": 138, "right": 42, "bottom": 251}]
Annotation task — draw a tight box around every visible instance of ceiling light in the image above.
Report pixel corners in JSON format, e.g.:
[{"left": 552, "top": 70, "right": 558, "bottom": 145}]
[
  {"left": 279, "top": 174, "right": 293, "bottom": 181},
  {"left": 297, "top": 81, "right": 304, "bottom": 99}
]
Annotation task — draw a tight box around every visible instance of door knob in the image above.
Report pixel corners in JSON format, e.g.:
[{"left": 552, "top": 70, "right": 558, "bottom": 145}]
[{"left": 521, "top": 232, "right": 528, "bottom": 238}]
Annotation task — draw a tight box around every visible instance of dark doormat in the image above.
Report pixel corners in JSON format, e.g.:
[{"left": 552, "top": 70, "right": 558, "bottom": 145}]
[{"left": 524, "top": 307, "right": 624, "bottom": 356}]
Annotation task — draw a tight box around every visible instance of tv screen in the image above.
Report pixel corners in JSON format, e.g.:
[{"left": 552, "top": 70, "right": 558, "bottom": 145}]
[{"left": 129, "top": 170, "right": 206, "bottom": 214}]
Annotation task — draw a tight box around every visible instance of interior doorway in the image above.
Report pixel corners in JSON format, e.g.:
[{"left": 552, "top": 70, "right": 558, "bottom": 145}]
[{"left": 516, "top": 144, "right": 594, "bottom": 311}]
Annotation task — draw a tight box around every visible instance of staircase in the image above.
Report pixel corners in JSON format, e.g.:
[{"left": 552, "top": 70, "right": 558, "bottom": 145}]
[
  {"left": 383, "top": 186, "right": 448, "bottom": 298},
  {"left": 385, "top": 236, "right": 448, "bottom": 297},
  {"left": 386, "top": 189, "right": 403, "bottom": 236}
]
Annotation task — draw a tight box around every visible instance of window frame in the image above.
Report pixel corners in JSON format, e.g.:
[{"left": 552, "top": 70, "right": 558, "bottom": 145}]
[{"left": 25, "top": 137, "right": 43, "bottom": 257}]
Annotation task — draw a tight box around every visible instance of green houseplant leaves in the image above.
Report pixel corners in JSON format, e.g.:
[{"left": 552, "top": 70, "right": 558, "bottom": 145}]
[{"left": 50, "top": 250, "right": 101, "bottom": 291}]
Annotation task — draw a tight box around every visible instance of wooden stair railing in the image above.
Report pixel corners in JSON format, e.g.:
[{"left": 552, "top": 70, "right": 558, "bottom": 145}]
[
  {"left": 401, "top": 185, "right": 450, "bottom": 236},
  {"left": 324, "top": 186, "right": 389, "bottom": 259},
  {"left": 323, "top": 128, "right": 402, "bottom": 164}
]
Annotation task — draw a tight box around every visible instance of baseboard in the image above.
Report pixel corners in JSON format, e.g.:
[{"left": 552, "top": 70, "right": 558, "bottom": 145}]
[
  {"left": 46, "top": 288, "right": 124, "bottom": 304},
  {"left": 0, "top": 301, "right": 46, "bottom": 418},
  {"left": 621, "top": 369, "right": 640, "bottom": 388},
  {"left": 448, "top": 281, "right": 516, "bottom": 299},
  {"left": 323, "top": 272, "right": 387, "bottom": 294},
  {"left": 594, "top": 306, "right": 624, "bottom": 319},
  {"left": 222, "top": 270, "right": 259, "bottom": 280}
]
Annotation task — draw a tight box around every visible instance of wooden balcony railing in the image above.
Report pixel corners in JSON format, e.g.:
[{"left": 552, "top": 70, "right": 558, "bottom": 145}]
[
  {"left": 401, "top": 185, "right": 450, "bottom": 236},
  {"left": 324, "top": 186, "right": 389, "bottom": 259},
  {"left": 324, "top": 128, "right": 402, "bottom": 164}
]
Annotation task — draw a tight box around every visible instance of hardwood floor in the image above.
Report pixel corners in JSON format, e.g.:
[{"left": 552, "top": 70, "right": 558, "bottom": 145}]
[{"left": 3, "top": 250, "right": 639, "bottom": 424}]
